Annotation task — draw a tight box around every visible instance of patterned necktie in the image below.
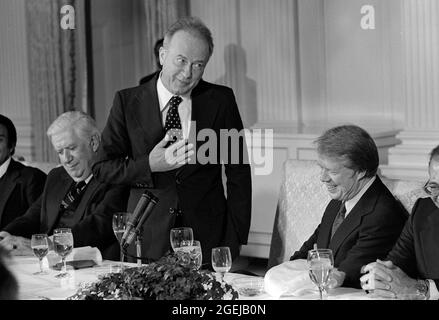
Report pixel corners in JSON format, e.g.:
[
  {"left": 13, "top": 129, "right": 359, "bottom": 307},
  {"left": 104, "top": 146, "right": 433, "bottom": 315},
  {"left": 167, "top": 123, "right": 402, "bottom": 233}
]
[
  {"left": 60, "top": 181, "right": 87, "bottom": 211},
  {"left": 331, "top": 202, "right": 346, "bottom": 239},
  {"left": 164, "top": 95, "right": 183, "bottom": 146}
]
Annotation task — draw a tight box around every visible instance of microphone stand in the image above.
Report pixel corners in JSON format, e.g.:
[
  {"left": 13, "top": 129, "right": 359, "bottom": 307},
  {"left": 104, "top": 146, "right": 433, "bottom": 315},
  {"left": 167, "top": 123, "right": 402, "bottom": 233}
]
[{"left": 135, "top": 225, "right": 144, "bottom": 267}]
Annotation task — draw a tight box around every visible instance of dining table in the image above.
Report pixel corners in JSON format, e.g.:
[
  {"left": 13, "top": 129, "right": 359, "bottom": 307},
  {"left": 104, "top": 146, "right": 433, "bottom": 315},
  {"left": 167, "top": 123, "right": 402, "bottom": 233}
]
[{"left": 8, "top": 254, "right": 376, "bottom": 300}]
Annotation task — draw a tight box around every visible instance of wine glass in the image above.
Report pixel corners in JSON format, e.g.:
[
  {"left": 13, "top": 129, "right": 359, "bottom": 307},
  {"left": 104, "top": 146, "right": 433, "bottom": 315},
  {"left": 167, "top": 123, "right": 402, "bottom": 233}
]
[
  {"left": 30, "top": 234, "right": 49, "bottom": 275},
  {"left": 53, "top": 228, "right": 74, "bottom": 279},
  {"left": 169, "top": 227, "right": 194, "bottom": 252},
  {"left": 211, "top": 246, "right": 232, "bottom": 281},
  {"left": 112, "top": 212, "right": 130, "bottom": 264},
  {"left": 307, "top": 248, "right": 334, "bottom": 300}
]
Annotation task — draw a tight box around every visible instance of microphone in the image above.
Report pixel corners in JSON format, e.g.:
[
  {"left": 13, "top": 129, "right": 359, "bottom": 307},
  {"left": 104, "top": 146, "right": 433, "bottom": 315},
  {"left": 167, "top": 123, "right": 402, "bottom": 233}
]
[
  {"left": 120, "top": 191, "right": 153, "bottom": 246},
  {"left": 121, "top": 191, "right": 158, "bottom": 250}
]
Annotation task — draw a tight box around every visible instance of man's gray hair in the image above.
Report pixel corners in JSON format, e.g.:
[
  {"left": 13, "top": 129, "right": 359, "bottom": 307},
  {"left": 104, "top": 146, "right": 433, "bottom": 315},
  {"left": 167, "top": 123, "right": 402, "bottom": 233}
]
[
  {"left": 314, "top": 125, "right": 379, "bottom": 178},
  {"left": 163, "top": 16, "right": 214, "bottom": 58},
  {"left": 47, "top": 111, "right": 100, "bottom": 142}
]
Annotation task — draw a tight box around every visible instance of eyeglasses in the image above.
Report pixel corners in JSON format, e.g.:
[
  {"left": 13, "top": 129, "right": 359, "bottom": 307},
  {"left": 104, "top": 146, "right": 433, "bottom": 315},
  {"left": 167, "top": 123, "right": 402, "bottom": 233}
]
[{"left": 423, "top": 181, "right": 439, "bottom": 197}]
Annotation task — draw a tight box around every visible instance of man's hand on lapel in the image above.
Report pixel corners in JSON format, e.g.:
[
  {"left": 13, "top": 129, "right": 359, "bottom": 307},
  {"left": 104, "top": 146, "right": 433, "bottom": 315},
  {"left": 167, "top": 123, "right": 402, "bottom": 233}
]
[{"left": 149, "top": 135, "right": 194, "bottom": 172}]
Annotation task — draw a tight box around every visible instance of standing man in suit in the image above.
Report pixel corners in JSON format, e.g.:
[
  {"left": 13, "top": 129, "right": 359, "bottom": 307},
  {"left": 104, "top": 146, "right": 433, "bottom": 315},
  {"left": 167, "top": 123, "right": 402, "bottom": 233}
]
[
  {"left": 92, "top": 17, "right": 252, "bottom": 264},
  {"left": 360, "top": 145, "right": 439, "bottom": 300},
  {"left": 290, "top": 125, "right": 407, "bottom": 288},
  {"left": 0, "top": 111, "right": 129, "bottom": 259},
  {"left": 0, "top": 114, "right": 46, "bottom": 229}
]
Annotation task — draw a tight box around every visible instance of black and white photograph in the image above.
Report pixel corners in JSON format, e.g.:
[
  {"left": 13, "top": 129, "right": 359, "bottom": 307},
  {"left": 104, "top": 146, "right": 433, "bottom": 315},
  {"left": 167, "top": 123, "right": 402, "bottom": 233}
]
[{"left": 0, "top": 0, "right": 438, "bottom": 315}]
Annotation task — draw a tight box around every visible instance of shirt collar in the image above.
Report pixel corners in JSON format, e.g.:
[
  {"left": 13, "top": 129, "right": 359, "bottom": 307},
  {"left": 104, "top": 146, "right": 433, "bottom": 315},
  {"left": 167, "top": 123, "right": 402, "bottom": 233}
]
[
  {"left": 74, "top": 174, "right": 93, "bottom": 185},
  {"left": 0, "top": 157, "right": 12, "bottom": 179},
  {"left": 345, "top": 175, "right": 376, "bottom": 215},
  {"left": 157, "top": 73, "right": 191, "bottom": 112}
]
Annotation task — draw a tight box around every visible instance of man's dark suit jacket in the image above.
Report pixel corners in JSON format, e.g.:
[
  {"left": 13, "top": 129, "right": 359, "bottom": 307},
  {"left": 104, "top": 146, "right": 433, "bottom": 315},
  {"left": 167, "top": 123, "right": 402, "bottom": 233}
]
[
  {"left": 387, "top": 197, "right": 439, "bottom": 289},
  {"left": 290, "top": 177, "right": 407, "bottom": 288},
  {"left": 92, "top": 73, "right": 252, "bottom": 263},
  {"left": 0, "top": 159, "right": 46, "bottom": 229},
  {"left": 3, "top": 166, "right": 129, "bottom": 260}
]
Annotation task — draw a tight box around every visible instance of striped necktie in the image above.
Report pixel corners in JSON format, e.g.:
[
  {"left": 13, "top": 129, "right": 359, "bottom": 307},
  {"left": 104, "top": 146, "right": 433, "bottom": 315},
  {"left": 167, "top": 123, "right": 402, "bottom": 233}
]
[{"left": 60, "top": 181, "right": 87, "bottom": 211}]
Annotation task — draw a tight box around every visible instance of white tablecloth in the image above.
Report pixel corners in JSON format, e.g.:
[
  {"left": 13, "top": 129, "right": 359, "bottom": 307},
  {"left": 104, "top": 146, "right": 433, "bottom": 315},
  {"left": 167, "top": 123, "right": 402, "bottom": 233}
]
[{"left": 10, "top": 255, "right": 371, "bottom": 300}]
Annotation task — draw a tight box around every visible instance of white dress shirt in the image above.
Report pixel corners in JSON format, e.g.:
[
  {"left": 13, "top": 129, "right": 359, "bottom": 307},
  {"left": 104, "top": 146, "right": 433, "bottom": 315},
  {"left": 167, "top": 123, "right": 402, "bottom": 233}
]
[
  {"left": 0, "top": 156, "right": 11, "bottom": 179},
  {"left": 156, "top": 75, "right": 192, "bottom": 139}
]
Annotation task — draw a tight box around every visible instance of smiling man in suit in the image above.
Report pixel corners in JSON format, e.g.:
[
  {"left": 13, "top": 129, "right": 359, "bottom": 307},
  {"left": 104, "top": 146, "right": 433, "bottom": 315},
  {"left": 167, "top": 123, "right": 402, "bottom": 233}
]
[
  {"left": 289, "top": 125, "right": 407, "bottom": 288},
  {"left": 0, "top": 111, "right": 129, "bottom": 259},
  {"left": 0, "top": 114, "right": 46, "bottom": 229},
  {"left": 92, "top": 17, "right": 251, "bottom": 265}
]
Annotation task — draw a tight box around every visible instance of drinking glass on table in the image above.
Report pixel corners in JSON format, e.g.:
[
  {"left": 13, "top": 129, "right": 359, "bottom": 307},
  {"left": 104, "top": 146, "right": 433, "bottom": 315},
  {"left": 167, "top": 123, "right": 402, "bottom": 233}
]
[
  {"left": 112, "top": 212, "right": 130, "bottom": 264},
  {"left": 169, "top": 227, "right": 194, "bottom": 252},
  {"left": 30, "top": 234, "right": 49, "bottom": 275},
  {"left": 307, "top": 248, "right": 334, "bottom": 300},
  {"left": 211, "top": 246, "right": 232, "bottom": 281},
  {"left": 176, "top": 239, "right": 202, "bottom": 270},
  {"left": 53, "top": 228, "right": 74, "bottom": 279}
]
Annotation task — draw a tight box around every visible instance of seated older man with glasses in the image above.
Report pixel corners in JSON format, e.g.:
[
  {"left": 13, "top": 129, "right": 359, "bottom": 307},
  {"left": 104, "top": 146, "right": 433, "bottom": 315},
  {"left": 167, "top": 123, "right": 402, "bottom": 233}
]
[{"left": 360, "top": 145, "right": 439, "bottom": 300}]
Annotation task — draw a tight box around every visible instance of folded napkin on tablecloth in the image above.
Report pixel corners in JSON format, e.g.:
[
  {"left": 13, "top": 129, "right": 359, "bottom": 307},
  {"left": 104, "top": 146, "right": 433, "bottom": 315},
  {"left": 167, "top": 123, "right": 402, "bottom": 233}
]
[
  {"left": 43, "top": 246, "right": 103, "bottom": 268},
  {"left": 264, "top": 259, "right": 315, "bottom": 298}
]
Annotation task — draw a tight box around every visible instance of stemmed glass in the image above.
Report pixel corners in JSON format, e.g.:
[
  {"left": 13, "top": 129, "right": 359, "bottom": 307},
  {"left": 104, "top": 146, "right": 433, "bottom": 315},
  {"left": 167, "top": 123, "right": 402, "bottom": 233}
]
[
  {"left": 170, "top": 227, "right": 194, "bottom": 252},
  {"left": 112, "top": 212, "right": 130, "bottom": 264},
  {"left": 53, "top": 228, "right": 74, "bottom": 279},
  {"left": 307, "top": 248, "right": 334, "bottom": 300},
  {"left": 211, "top": 246, "right": 232, "bottom": 281},
  {"left": 30, "top": 234, "right": 49, "bottom": 275}
]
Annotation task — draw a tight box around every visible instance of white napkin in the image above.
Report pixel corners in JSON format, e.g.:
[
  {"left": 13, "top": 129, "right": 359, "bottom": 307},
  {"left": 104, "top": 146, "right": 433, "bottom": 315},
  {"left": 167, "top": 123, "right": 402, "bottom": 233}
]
[
  {"left": 43, "top": 246, "right": 103, "bottom": 268},
  {"left": 264, "top": 259, "right": 315, "bottom": 298}
]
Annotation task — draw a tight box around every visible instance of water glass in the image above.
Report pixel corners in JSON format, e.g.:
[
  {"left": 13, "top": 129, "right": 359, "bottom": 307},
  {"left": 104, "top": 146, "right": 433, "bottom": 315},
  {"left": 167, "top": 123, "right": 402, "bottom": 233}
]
[
  {"left": 30, "top": 234, "right": 49, "bottom": 275},
  {"left": 307, "top": 248, "right": 334, "bottom": 300},
  {"left": 53, "top": 228, "right": 74, "bottom": 279},
  {"left": 211, "top": 246, "right": 232, "bottom": 281}
]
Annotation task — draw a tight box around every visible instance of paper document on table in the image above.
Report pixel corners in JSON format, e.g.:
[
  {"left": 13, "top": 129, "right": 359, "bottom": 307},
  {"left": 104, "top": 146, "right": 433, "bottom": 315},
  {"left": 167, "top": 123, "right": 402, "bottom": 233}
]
[
  {"left": 264, "top": 259, "right": 315, "bottom": 298},
  {"left": 43, "top": 246, "right": 103, "bottom": 268}
]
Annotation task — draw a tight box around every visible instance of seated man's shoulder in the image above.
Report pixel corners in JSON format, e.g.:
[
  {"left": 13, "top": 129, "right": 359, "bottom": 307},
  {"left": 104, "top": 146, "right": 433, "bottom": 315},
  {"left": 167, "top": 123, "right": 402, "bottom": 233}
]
[{"left": 12, "top": 160, "right": 47, "bottom": 181}]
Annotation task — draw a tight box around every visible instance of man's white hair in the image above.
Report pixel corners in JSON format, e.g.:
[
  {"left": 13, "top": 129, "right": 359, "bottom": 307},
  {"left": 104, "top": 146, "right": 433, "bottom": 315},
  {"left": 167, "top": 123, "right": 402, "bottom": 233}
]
[{"left": 47, "top": 111, "right": 100, "bottom": 142}]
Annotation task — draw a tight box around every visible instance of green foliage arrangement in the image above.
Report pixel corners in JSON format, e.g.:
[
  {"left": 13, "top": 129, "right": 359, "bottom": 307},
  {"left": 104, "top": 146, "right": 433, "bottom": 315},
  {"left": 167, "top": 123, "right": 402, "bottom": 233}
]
[{"left": 68, "top": 253, "right": 238, "bottom": 300}]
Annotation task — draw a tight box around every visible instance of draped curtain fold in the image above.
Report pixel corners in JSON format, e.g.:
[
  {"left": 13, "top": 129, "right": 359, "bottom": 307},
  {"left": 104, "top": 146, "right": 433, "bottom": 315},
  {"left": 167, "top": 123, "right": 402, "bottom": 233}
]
[
  {"left": 25, "top": 0, "right": 87, "bottom": 162},
  {"left": 142, "top": 0, "right": 190, "bottom": 73}
]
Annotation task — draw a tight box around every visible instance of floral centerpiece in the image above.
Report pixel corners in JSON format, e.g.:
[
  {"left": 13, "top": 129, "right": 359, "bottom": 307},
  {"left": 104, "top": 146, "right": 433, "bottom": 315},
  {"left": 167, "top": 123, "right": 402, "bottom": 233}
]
[{"left": 68, "top": 253, "right": 238, "bottom": 300}]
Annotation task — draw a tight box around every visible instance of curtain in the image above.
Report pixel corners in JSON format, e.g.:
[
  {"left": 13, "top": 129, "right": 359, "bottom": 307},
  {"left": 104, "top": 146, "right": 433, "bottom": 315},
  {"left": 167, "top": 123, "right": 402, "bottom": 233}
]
[
  {"left": 142, "top": 0, "right": 190, "bottom": 73},
  {"left": 25, "top": 0, "right": 87, "bottom": 162}
]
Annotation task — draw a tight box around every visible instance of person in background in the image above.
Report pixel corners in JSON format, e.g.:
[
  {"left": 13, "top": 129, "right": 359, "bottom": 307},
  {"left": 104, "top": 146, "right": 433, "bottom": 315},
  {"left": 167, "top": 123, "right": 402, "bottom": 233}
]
[
  {"left": 0, "top": 111, "right": 129, "bottom": 259},
  {"left": 289, "top": 125, "right": 407, "bottom": 288},
  {"left": 360, "top": 145, "right": 439, "bottom": 300},
  {"left": 0, "top": 247, "right": 18, "bottom": 299},
  {"left": 0, "top": 114, "right": 46, "bottom": 229},
  {"left": 139, "top": 38, "right": 164, "bottom": 85},
  {"left": 92, "top": 17, "right": 251, "bottom": 265}
]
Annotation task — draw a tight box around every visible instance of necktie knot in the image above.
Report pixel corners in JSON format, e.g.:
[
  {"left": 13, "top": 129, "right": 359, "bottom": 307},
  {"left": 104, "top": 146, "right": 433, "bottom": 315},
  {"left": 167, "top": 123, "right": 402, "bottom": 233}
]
[{"left": 169, "top": 95, "right": 182, "bottom": 109}]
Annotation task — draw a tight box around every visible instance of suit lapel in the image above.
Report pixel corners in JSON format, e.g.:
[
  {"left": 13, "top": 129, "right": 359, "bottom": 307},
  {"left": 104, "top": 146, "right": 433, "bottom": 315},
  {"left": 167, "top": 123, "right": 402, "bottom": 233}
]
[
  {"left": 329, "top": 178, "right": 383, "bottom": 256},
  {"left": 317, "top": 200, "right": 342, "bottom": 248},
  {"left": 73, "top": 177, "right": 100, "bottom": 222},
  {"left": 46, "top": 169, "right": 72, "bottom": 232},
  {"left": 129, "top": 74, "right": 164, "bottom": 148},
  {"left": 0, "top": 160, "right": 20, "bottom": 222},
  {"left": 419, "top": 201, "right": 439, "bottom": 276}
]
